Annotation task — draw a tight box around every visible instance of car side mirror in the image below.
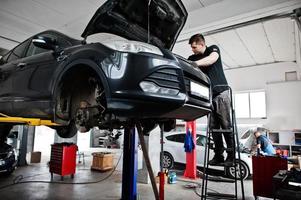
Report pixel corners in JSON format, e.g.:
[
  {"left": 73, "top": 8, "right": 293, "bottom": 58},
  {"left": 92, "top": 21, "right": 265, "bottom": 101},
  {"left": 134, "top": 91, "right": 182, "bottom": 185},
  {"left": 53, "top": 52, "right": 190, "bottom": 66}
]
[{"left": 32, "top": 36, "right": 57, "bottom": 51}]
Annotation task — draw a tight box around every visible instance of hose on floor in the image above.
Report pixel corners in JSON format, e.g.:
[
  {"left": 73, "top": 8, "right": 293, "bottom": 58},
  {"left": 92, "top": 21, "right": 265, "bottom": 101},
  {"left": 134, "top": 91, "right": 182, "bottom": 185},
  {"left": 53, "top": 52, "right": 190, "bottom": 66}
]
[{"left": 0, "top": 152, "right": 123, "bottom": 190}]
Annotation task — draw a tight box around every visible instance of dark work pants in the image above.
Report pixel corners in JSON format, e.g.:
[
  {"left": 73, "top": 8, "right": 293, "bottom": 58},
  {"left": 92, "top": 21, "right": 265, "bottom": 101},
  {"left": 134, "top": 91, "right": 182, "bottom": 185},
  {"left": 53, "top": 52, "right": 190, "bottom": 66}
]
[{"left": 210, "top": 90, "right": 234, "bottom": 157}]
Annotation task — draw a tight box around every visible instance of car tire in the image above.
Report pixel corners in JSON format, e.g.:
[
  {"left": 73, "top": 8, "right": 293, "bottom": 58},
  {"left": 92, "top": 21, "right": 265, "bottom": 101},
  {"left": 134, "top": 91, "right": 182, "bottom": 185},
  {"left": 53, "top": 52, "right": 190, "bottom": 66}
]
[
  {"left": 162, "top": 152, "right": 174, "bottom": 169},
  {"left": 225, "top": 159, "right": 249, "bottom": 180},
  {"left": 55, "top": 69, "right": 105, "bottom": 132},
  {"left": 5, "top": 166, "right": 15, "bottom": 175},
  {"left": 55, "top": 120, "right": 78, "bottom": 138}
]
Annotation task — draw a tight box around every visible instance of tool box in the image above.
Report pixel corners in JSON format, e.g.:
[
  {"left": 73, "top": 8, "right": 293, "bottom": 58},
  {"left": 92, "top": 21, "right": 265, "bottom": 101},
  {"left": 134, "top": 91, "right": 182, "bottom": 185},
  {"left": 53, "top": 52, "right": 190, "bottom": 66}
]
[
  {"left": 49, "top": 143, "right": 77, "bottom": 180},
  {"left": 252, "top": 156, "right": 287, "bottom": 199}
]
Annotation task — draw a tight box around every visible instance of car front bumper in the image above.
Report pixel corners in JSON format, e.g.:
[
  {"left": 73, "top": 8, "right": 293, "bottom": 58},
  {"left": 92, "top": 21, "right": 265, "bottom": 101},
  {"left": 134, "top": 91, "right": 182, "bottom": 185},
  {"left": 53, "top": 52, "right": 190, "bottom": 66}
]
[{"left": 102, "top": 51, "right": 211, "bottom": 120}]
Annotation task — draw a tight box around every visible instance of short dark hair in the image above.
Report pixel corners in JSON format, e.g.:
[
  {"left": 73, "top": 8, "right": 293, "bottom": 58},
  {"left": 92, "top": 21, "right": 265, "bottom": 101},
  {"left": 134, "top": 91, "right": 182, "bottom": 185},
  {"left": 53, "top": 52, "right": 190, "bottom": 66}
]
[{"left": 189, "top": 34, "right": 205, "bottom": 44}]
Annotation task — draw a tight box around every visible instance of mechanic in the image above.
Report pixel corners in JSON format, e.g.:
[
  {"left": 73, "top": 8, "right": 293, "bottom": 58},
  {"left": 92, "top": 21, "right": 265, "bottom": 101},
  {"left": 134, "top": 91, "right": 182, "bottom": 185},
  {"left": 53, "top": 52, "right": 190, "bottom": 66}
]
[
  {"left": 254, "top": 131, "right": 275, "bottom": 156},
  {"left": 188, "top": 33, "right": 234, "bottom": 166}
]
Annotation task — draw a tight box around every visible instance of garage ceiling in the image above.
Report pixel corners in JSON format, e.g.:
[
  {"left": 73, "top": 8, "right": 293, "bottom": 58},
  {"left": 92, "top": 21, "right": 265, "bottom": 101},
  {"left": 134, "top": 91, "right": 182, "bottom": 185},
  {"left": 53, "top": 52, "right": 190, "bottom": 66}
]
[
  {"left": 201, "top": 17, "right": 297, "bottom": 69},
  {"left": 182, "top": 0, "right": 224, "bottom": 12},
  {"left": 0, "top": 0, "right": 300, "bottom": 70}
]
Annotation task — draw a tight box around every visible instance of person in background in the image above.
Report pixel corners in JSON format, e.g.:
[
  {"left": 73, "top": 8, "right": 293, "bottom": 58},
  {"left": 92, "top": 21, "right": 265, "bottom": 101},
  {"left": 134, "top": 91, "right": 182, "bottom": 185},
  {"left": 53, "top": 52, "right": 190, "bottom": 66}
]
[
  {"left": 254, "top": 131, "right": 275, "bottom": 155},
  {"left": 188, "top": 33, "right": 234, "bottom": 166}
]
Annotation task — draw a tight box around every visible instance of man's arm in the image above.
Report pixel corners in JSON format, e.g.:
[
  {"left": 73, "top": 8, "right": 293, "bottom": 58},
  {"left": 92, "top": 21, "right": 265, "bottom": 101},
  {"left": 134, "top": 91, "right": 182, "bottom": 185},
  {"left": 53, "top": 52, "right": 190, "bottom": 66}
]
[{"left": 192, "top": 52, "right": 219, "bottom": 68}]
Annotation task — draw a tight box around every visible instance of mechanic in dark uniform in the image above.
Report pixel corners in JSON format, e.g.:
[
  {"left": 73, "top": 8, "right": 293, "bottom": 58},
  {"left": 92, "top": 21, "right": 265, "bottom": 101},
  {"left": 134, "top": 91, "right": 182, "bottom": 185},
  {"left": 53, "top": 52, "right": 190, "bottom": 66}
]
[
  {"left": 254, "top": 131, "right": 275, "bottom": 155},
  {"left": 188, "top": 33, "right": 234, "bottom": 166}
]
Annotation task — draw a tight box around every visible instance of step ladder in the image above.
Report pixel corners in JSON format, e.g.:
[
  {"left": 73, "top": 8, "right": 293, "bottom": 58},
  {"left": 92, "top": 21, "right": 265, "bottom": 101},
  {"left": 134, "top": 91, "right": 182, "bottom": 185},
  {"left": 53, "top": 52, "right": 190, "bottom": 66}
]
[{"left": 201, "top": 85, "right": 245, "bottom": 200}]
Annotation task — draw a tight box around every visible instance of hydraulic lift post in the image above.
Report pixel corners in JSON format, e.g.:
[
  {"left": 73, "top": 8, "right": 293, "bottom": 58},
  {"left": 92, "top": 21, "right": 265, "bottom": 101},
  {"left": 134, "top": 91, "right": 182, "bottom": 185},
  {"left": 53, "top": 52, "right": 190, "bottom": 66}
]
[
  {"left": 136, "top": 123, "right": 159, "bottom": 200},
  {"left": 159, "top": 124, "right": 165, "bottom": 200},
  {"left": 121, "top": 124, "right": 138, "bottom": 200}
]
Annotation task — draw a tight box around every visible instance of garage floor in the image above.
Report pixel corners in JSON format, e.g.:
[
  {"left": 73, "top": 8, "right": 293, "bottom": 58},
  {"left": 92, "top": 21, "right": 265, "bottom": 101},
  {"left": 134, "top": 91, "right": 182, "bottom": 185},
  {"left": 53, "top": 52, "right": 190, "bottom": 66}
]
[{"left": 0, "top": 155, "right": 270, "bottom": 200}]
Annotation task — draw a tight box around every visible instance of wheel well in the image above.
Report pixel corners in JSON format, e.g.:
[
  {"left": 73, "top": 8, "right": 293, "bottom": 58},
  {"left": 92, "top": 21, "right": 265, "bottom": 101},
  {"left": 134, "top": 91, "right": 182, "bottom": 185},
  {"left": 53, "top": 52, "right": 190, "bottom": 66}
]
[{"left": 54, "top": 64, "right": 106, "bottom": 122}]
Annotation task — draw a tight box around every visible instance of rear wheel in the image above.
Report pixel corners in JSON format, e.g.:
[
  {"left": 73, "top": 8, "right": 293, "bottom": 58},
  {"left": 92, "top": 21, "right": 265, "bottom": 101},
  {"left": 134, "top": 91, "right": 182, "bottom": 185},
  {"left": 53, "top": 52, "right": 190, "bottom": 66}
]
[
  {"left": 225, "top": 160, "right": 249, "bottom": 180},
  {"left": 162, "top": 152, "right": 174, "bottom": 169},
  {"left": 54, "top": 120, "right": 78, "bottom": 138}
]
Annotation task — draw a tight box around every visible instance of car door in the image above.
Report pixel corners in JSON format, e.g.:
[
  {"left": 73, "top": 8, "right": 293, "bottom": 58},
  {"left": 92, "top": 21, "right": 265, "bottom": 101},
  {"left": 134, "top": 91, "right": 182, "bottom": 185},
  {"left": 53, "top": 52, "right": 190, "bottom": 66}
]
[
  {"left": 12, "top": 32, "right": 71, "bottom": 117},
  {"left": 0, "top": 40, "right": 30, "bottom": 114},
  {"left": 196, "top": 134, "right": 207, "bottom": 167},
  {"left": 165, "top": 133, "right": 186, "bottom": 164},
  {"left": 0, "top": 53, "right": 13, "bottom": 113}
]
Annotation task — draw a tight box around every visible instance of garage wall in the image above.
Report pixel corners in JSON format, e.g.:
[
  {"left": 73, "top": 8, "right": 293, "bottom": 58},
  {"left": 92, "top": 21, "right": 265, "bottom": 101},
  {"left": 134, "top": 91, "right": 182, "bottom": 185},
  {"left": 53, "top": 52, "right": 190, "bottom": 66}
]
[
  {"left": 265, "top": 80, "right": 301, "bottom": 130},
  {"left": 225, "top": 61, "right": 301, "bottom": 130}
]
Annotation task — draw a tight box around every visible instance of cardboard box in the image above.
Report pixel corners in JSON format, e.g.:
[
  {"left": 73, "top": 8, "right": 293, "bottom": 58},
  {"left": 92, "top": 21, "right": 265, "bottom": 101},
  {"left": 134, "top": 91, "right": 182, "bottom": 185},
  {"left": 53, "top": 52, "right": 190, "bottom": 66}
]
[
  {"left": 30, "top": 151, "right": 41, "bottom": 163},
  {"left": 91, "top": 152, "right": 114, "bottom": 171}
]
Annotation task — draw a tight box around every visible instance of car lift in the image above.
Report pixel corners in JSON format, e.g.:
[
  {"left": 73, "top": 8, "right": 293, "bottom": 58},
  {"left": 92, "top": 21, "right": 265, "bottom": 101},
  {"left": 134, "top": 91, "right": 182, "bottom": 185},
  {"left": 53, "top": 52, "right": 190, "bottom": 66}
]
[
  {"left": 0, "top": 113, "right": 59, "bottom": 126},
  {"left": 1, "top": 113, "right": 162, "bottom": 200},
  {"left": 122, "top": 121, "right": 162, "bottom": 200}
]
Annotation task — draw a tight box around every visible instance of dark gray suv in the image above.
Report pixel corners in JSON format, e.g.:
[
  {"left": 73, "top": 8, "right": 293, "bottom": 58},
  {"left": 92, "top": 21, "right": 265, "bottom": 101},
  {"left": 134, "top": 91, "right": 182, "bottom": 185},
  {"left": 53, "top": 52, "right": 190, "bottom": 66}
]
[{"left": 0, "top": 0, "right": 211, "bottom": 139}]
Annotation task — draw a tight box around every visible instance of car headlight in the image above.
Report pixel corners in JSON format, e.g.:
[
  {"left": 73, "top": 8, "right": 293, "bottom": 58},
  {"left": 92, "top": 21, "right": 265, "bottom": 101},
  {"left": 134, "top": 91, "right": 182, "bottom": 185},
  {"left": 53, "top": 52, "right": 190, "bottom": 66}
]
[
  {"left": 103, "top": 40, "right": 163, "bottom": 56},
  {"left": 139, "top": 81, "right": 179, "bottom": 96},
  {"left": 6, "top": 150, "right": 14, "bottom": 158},
  {"left": 190, "top": 81, "right": 209, "bottom": 99},
  {"left": 0, "top": 159, "right": 5, "bottom": 165}
]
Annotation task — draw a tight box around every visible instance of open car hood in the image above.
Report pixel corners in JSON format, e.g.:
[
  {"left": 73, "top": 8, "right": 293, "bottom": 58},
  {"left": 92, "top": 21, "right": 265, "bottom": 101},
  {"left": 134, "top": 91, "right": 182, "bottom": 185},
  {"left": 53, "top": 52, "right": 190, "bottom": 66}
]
[{"left": 82, "top": 0, "right": 187, "bottom": 50}]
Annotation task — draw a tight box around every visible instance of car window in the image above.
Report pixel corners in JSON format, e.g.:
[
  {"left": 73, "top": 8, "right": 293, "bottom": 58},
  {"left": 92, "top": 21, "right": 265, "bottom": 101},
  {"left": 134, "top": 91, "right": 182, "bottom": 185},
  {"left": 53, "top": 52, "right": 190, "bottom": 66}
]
[
  {"left": 7, "top": 40, "right": 30, "bottom": 62},
  {"left": 241, "top": 130, "right": 252, "bottom": 139},
  {"left": 26, "top": 33, "right": 72, "bottom": 57},
  {"left": 196, "top": 135, "right": 206, "bottom": 146},
  {"left": 166, "top": 133, "right": 186, "bottom": 143}
]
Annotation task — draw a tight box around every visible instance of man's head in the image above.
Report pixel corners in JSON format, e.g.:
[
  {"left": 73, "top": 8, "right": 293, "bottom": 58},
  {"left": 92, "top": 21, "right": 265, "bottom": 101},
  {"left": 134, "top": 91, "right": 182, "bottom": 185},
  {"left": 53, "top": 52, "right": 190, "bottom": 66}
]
[
  {"left": 254, "top": 131, "right": 261, "bottom": 138},
  {"left": 189, "top": 34, "right": 206, "bottom": 54}
]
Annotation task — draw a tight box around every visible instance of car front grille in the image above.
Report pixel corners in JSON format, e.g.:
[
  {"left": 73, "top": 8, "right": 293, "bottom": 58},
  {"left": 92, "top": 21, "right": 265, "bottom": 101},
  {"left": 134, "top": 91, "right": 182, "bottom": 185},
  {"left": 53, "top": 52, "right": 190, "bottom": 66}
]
[
  {"left": 145, "top": 68, "right": 180, "bottom": 89},
  {"left": 0, "top": 152, "right": 8, "bottom": 159}
]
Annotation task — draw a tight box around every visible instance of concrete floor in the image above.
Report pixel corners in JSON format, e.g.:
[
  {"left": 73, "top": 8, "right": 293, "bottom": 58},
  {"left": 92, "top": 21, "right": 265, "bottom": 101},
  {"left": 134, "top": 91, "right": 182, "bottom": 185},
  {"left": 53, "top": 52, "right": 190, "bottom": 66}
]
[{"left": 0, "top": 156, "right": 270, "bottom": 200}]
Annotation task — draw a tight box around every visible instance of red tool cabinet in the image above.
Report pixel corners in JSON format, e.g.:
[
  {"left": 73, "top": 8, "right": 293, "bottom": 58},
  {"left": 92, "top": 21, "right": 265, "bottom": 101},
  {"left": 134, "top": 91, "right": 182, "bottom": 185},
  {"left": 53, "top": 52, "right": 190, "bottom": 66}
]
[
  {"left": 49, "top": 143, "right": 78, "bottom": 180},
  {"left": 252, "top": 156, "right": 287, "bottom": 199}
]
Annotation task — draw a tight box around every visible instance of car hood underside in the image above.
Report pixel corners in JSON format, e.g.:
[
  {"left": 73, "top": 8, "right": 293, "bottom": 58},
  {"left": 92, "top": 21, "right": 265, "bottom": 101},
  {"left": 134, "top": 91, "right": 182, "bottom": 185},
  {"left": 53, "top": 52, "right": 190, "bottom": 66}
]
[{"left": 82, "top": 0, "right": 187, "bottom": 50}]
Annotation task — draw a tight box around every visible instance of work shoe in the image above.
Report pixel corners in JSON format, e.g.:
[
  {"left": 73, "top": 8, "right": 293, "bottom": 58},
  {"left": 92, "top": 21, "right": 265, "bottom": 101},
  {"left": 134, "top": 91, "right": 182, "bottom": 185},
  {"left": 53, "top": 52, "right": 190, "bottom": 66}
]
[
  {"left": 224, "top": 155, "right": 235, "bottom": 167},
  {"left": 208, "top": 155, "right": 224, "bottom": 166}
]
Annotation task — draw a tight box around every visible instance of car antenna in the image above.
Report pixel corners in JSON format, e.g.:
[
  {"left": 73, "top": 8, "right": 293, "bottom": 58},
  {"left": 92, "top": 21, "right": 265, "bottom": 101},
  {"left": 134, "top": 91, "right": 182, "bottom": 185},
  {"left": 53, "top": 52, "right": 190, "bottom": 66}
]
[{"left": 147, "top": 0, "right": 152, "bottom": 44}]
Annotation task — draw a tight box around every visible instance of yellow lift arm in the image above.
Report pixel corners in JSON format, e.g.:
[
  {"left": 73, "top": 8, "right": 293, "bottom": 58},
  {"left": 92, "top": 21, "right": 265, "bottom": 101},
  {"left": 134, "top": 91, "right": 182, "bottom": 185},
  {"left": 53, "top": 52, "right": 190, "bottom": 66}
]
[{"left": 0, "top": 113, "right": 59, "bottom": 126}]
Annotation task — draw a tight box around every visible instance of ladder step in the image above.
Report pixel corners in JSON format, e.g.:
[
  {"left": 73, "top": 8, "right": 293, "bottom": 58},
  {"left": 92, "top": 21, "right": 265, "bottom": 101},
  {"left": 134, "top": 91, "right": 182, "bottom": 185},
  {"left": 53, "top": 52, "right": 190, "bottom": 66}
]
[
  {"left": 210, "top": 129, "right": 233, "bottom": 133},
  {"left": 225, "top": 148, "right": 235, "bottom": 152},
  {"left": 207, "top": 176, "right": 235, "bottom": 183},
  {"left": 207, "top": 192, "right": 236, "bottom": 199}
]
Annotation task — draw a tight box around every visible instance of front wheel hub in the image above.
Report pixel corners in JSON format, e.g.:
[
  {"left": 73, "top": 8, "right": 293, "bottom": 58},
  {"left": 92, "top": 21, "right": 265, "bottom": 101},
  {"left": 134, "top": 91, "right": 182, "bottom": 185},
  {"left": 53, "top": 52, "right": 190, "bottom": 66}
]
[{"left": 75, "top": 101, "right": 90, "bottom": 132}]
